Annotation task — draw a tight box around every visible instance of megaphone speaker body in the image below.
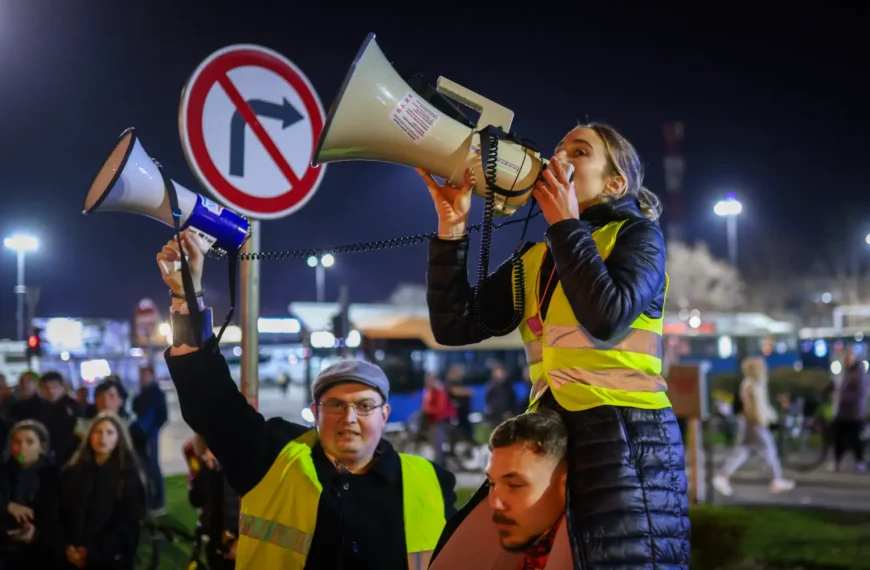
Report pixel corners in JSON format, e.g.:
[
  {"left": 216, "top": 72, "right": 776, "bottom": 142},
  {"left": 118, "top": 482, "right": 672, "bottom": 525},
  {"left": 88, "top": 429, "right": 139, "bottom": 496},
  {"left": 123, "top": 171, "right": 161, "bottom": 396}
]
[
  {"left": 313, "top": 34, "right": 544, "bottom": 217},
  {"left": 84, "top": 128, "right": 250, "bottom": 253}
]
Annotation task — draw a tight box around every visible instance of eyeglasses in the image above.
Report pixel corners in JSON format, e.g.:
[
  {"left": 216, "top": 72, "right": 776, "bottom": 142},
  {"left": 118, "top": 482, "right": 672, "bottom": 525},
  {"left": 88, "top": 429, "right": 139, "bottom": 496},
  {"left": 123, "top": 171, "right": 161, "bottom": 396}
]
[{"left": 317, "top": 399, "right": 385, "bottom": 416}]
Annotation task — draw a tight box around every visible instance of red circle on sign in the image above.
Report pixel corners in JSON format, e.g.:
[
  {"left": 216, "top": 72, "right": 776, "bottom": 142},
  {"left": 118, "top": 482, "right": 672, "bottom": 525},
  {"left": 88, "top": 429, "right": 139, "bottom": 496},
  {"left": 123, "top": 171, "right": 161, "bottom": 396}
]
[{"left": 181, "top": 46, "right": 325, "bottom": 219}]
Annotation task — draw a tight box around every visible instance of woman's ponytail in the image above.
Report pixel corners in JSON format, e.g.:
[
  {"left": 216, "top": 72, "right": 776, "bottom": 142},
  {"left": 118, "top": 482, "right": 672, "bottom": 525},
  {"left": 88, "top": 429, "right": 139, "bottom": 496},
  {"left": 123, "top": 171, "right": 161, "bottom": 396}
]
[{"left": 636, "top": 186, "right": 663, "bottom": 223}]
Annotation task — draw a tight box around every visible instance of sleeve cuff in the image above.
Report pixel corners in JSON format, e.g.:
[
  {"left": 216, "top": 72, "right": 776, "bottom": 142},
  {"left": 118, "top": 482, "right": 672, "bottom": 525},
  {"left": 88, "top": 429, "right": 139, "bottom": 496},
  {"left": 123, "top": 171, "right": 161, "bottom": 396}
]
[{"left": 429, "top": 235, "right": 469, "bottom": 261}]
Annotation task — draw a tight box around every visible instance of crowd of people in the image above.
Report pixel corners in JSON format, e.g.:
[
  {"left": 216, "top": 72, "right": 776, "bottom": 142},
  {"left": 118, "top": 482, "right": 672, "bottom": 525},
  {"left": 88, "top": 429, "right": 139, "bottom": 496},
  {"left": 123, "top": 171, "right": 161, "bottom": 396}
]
[
  {"left": 0, "top": 368, "right": 166, "bottom": 569},
  {"left": 0, "top": 367, "right": 166, "bottom": 569}
]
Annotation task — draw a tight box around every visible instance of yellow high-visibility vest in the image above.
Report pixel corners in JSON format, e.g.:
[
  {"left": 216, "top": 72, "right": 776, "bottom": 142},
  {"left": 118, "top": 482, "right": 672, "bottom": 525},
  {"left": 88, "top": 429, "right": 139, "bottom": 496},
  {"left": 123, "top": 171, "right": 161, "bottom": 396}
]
[
  {"left": 518, "top": 220, "right": 672, "bottom": 412},
  {"left": 236, "top": 429, "right": 446, "bottom": 569}
]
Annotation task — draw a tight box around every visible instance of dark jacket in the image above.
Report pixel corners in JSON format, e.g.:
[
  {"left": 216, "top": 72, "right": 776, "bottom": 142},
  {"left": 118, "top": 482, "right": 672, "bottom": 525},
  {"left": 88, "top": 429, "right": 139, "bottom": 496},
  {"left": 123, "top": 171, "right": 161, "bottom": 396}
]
[
  {"left": 836, "top": 361, "right": 869, "bottom": 421},
  {"left": 0, "top": 458, "right": 62, "bottom": 569},
  {"left": 131, "top": 382, "right": 168, "bottom": 440},
  {"left": 165, "top": 340, "right": 458, "bottom": 570},
  {"left": 38, "top": 395, "right": 81, "bottom": 467},
  {"left": 184, "top": 442, "right": 240, "bottom": 563},
  {"left": 56, "top": 461, "right": 145, "bottom": 570},
  {"left": 426, "top": 196, "right": 690, "bottom": 569},
  {"left": 427, "top": 196, "right": 667, "bottom": 346}
]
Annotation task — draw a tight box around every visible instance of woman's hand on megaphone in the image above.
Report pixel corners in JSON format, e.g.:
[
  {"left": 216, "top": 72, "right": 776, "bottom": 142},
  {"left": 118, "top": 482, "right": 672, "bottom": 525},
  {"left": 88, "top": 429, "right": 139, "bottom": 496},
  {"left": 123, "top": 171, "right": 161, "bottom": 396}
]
[
  {"left": 156, "top": 230, "right": 207, "bottom": 297},
  {"left": 416, "top": 168, "right": 473, "bottom": 240},
  {"left": 533, "top": 158, "right": 580, "bottom": 226}
]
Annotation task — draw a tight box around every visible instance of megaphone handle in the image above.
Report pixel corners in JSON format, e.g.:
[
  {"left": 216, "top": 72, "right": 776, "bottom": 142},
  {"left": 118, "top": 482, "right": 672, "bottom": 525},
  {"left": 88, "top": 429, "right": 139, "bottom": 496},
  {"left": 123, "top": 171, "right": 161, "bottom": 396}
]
[
  {"left": 159, "top": 171, "right": 201, "bottom": 312},
  {"left": 158, "top": 163, "right": 238, "bottom": 349}
]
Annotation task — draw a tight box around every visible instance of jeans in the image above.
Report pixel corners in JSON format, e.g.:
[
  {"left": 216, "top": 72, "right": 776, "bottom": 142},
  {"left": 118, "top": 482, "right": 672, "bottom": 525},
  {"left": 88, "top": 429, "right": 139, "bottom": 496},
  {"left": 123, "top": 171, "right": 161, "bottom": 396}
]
[
  {"left": 142, "top": 433, "right": 165, "bottom": 509},
  {"left": 719, "top": 417, "right": 783, "bottom": 480}
]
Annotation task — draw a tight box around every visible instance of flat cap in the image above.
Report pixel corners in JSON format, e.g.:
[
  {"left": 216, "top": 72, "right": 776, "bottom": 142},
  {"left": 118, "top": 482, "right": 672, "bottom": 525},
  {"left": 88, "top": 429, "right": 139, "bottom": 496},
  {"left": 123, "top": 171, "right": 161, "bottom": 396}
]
[{"left": 311, "top": 359, "right": 389, "bottom": 401}]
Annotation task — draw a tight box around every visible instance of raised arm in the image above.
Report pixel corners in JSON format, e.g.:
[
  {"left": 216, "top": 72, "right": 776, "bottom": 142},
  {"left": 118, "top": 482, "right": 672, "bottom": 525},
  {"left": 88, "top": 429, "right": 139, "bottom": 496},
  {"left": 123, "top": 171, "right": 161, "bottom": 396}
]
[
  {"left": 546, "top": 218, "right": 666, "bottom": 341},
  {"left": 165, "top": 339, "right": 285, "bottom": 496},
  {"left": 158, "top": 232, "right": 304, "bottom": 496},
  {"left": 427, "top": 237, "right": 526, "bottom": 346}
]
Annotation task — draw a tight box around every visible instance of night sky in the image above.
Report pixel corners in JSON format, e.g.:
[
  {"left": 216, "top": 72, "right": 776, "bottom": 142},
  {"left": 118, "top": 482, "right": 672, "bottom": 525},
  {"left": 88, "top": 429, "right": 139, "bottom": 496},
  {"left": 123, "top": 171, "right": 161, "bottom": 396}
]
[{"left": 0, "top": 2, "right": 865, "bottom": 337}]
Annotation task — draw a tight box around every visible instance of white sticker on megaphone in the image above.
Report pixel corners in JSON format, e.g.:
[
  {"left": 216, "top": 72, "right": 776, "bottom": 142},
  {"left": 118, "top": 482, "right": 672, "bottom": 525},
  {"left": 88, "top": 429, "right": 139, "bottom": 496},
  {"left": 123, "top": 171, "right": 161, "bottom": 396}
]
[{"left": 189, "top": 230, "right": 217, "bottom": 251}]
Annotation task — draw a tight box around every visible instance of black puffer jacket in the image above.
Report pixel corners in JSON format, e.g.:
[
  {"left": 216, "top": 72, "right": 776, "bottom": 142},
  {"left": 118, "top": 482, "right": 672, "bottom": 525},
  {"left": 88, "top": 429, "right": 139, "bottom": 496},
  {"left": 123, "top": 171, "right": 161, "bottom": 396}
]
[
  {"left": 426, "top": 196, "right": 691, "bottom": 569},
  {"left": 428, "top": 196, "right": 667, "bottom": 346}
]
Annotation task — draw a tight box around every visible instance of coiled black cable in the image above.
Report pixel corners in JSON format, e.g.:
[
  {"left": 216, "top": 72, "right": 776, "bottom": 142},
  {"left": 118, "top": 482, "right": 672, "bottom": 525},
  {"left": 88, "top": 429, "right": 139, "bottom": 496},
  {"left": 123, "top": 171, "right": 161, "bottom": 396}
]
[
  {"left": 205, "top": 214, "right": 539, "bottom": 262},
  {"left": 208, "top": 131, "right": 540, "bottom": 342},
  {"left": 471, "top": 133, "right": 528, "bottom": 337}
]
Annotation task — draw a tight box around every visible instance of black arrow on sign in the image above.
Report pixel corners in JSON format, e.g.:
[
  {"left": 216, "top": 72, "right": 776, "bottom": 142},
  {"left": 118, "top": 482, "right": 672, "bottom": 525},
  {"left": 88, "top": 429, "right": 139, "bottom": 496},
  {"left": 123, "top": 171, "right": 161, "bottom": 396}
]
[{"left": 229, "top": 98, "right": 304, "bottom": 177}]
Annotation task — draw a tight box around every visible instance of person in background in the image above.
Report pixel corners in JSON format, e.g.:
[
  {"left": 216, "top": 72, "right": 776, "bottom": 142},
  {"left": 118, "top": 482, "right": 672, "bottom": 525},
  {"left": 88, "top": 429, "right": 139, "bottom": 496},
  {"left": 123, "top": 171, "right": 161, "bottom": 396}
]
[
  {"left": 713, "top": 357, "right": 795, "bottom": 496},
  {"left": 131, "top": 365, "right": 168, "bottom": 515},
  {"left": 184, "top": 434, "right": 239, "bottom": 569},
  {"left": 277, "top": 372, "right": 290, "bottom": 398},
  {"left": 56, "top": 412, "right": 145, "bottom": 569},
  {"left": 76, "top": 378, "right": 129, "bottom": 442},
  {"left": 422, "top": 374, "right": 456, "bottom": 467},
  {"left": 8, "top": 372, "right": 46, "bottom": 425},
  {"left": 429, "top": 408, "right": 570, "bottom": 570},
  {"left": 444, "top": 365, "right": 475, "bottom": 444},
  {"left": 0, "top": 420, "right": 60, "bottom": 569},
  {"left": 84, "top": 378, "right": 128, "bottom": 420},
  {"left": 0, "top": 375, "right": 11, "bottom": 451},
  {"left": 830, "top": 345, "right": 869, "bottom": 472},
  {"left": 516, "top": 367, "right": 532, "bottom": 413},
  {"left": 74, "top": 387, "right": 89, "bottom": 415},
  {"left": 38, "top": 371, "right": 81, "bottom": 466},
  {"left": 0, "top": 374, "right": 13, "bottom": 428},
  {"left": 484, "top": 363, "right": 517, "bottom": 429}
]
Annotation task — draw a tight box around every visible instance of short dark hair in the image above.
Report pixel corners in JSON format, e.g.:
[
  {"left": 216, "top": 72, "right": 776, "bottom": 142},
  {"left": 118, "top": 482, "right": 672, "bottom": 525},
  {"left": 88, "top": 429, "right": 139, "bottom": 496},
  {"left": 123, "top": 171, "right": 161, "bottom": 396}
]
[
  {"left": 95, "top": 378, "right": 127, "bottom": 401},
  {"left": 488, "top": 408, "right": 568, "bottom": 461},
  {"left": 40, "top": 371, "right": 64, "bottom": 385}
]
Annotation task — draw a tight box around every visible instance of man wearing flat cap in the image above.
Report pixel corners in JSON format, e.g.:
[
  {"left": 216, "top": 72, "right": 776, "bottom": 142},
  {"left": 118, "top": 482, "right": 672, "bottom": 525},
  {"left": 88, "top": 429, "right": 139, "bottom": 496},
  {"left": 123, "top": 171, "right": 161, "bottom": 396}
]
[{"left": 157, "top": 231, "right": 456, "bottom": 570}]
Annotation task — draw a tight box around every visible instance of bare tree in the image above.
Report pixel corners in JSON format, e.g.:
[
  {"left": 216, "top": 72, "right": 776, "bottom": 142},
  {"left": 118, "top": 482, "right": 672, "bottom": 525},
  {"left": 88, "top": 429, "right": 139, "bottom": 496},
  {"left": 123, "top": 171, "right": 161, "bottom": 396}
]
[
  {"left": 665, "top": 240, "right": 744, "bottom": 311},
  {"left": 387, "top": 282, "right": 428, "bottom": 306}
]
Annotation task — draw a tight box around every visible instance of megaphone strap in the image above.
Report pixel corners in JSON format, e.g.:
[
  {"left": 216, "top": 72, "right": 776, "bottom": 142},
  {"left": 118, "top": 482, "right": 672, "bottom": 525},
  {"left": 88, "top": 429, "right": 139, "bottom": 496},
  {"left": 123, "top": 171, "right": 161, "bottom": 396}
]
[{"left": 158, "top": 162, "right": 236, "bottom": 350}]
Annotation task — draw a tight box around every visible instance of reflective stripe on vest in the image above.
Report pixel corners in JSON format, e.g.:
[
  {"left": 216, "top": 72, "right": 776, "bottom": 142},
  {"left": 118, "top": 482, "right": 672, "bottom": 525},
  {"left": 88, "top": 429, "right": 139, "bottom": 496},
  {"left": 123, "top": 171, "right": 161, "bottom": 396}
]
[
  {"left": 238, "top": 513, "right": 313, "bottom": 555},
  {"left": 517, "top": 220, "right": 672, "bottom": 412},
  {"left": 236, "top": 429, "right": 446, "bottom": 569}
]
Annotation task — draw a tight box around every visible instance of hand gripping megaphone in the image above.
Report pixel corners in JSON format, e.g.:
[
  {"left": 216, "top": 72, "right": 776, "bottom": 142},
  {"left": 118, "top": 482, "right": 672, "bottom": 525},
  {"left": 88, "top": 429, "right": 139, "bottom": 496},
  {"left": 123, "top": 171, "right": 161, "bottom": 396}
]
[
  {"left": 312, "top": 33, "right": 559, "bottom": 217},
  {"left": 83, "top": 127, "right": 251, "bottom": 258}
]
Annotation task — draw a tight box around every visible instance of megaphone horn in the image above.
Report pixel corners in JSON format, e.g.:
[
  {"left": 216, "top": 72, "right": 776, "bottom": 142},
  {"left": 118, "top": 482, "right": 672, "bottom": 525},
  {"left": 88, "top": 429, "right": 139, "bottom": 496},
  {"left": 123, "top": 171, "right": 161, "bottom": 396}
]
[
  {"left": 83, "top": 127, "right": 251, "bottom": 256},
  {"left": 312, "top": 33, "right": 556, "bottom": 217}
]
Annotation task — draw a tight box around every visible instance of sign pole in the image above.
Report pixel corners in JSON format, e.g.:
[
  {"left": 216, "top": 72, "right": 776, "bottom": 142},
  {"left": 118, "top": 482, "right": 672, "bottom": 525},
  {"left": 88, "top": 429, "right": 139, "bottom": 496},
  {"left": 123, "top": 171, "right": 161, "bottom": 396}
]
[
  {"left": 240, "top": 220, "right": 260, "bottom": 410},
  {"left": 667, "top": 363, "right": 710, "bottom": 505}
]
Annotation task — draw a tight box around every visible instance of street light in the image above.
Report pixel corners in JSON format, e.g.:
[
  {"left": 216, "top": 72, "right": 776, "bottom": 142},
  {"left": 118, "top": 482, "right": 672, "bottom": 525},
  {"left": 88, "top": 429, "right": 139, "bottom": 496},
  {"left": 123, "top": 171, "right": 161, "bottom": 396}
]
[
  {"left": 865, "top": 233, "right": 870, "bottom": 246},
  {"left": 713, "top": 194, "right": 742, "bottom": 268},
  {"left": 3, "top": 233, "right": 39, "bottom": 341},
  {"left": 306, "top": 254, "right": 335, "bottom": 302}
]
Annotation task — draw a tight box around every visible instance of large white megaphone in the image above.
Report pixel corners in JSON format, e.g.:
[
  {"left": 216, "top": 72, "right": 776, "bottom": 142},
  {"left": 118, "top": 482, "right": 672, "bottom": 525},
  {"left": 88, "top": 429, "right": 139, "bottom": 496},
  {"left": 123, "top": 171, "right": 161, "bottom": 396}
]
[
  {"left": 83, "top": 128, "right": 251, "bottom": 257},
  {"left": 312, "top": 33, "right": 562, "bottom": 217}
]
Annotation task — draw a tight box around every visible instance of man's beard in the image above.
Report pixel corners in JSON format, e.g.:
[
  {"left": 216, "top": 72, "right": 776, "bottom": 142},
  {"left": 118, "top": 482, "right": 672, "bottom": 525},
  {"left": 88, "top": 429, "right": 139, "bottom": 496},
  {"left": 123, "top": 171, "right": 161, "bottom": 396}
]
[
  {"left": 500, "top": 534, "right": 542, "bottom": 553},
  {"left": 493, "top": 513, "right": 540, "bottom": 553}
]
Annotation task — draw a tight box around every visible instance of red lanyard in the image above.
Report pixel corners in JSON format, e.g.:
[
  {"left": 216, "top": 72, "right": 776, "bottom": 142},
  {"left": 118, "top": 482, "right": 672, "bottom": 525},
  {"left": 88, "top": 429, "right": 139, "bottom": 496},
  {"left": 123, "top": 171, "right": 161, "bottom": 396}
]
[{"left": 527, "top": 252, "right": 557, "bottom": 337}]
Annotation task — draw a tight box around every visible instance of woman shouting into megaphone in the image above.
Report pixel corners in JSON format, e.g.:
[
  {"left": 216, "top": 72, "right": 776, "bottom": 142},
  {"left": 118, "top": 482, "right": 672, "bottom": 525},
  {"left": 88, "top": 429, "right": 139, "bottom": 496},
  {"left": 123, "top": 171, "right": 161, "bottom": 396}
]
[{"left": 419, "top": 123, "right": 690, "bottom": 569}]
